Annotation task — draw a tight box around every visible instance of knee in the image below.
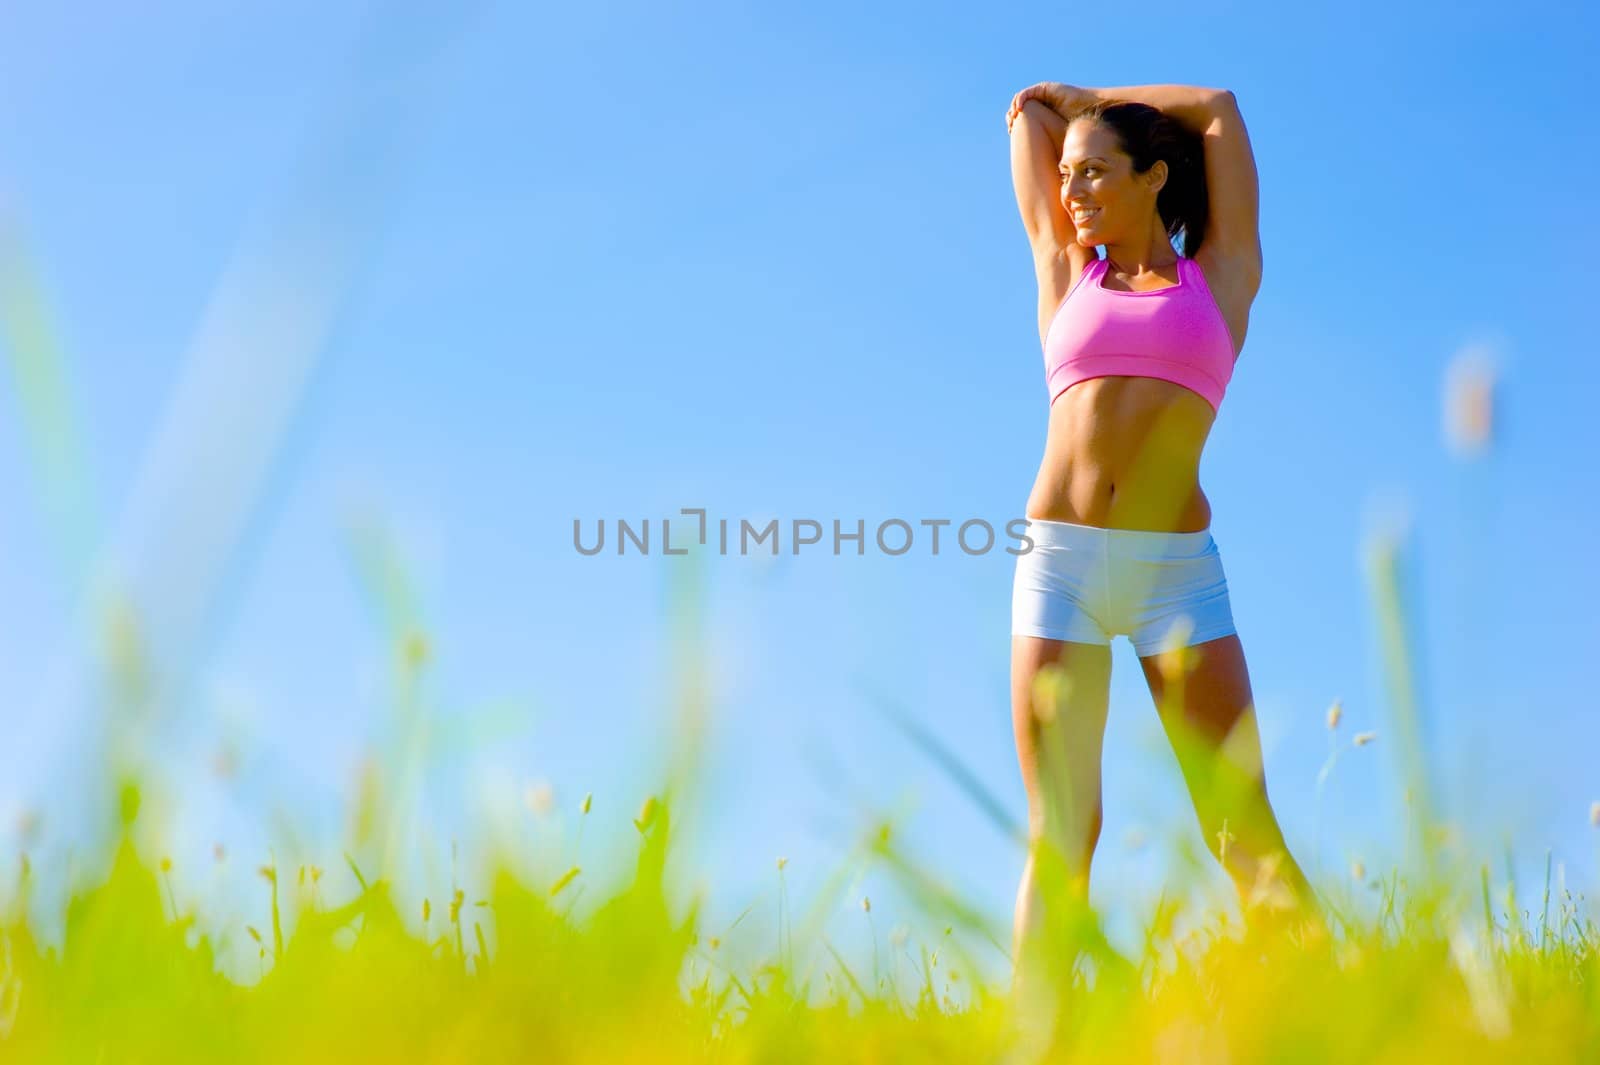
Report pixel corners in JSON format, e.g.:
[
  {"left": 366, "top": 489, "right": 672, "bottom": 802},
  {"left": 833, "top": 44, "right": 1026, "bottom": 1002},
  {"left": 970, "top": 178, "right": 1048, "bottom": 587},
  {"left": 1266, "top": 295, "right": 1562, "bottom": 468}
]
[
  {"left": 1032, "top": 799, "right": 1103, "bottom": 869},
  {"left": 1083, "top": 801, "right": 1104, "bottom": 856}
]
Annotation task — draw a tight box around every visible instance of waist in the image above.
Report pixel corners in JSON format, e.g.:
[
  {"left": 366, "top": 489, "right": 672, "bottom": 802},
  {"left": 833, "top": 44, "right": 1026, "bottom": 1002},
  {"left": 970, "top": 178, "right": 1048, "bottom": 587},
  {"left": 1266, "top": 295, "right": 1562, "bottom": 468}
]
[
  {"left": 1020, "top": 516, "right": 1216, "bottom": 559},
  {"left": 1028, "top": 376, "right": 1216, "bottom": 531},
  {"left": 1025, "top": 461, "right": 1213, "bottom": 533}
]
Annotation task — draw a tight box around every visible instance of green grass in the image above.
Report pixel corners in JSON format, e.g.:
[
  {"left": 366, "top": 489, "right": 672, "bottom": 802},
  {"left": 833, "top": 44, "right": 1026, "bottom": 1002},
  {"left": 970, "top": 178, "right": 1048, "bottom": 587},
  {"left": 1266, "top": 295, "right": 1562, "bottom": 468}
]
[
  {"left": 4, "top": 382, "right": 1598, "bottom": 1061},
  {"left": 2, "top": 767, "right": 1598, "bottom": 1063}
]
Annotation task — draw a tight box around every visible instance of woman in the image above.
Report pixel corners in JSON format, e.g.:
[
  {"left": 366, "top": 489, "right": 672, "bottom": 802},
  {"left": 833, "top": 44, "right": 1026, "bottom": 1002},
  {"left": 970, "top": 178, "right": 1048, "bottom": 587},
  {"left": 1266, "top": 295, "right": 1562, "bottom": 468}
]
[{"left": 1002, "top": 82, "right": 1320, "bottom": 989}]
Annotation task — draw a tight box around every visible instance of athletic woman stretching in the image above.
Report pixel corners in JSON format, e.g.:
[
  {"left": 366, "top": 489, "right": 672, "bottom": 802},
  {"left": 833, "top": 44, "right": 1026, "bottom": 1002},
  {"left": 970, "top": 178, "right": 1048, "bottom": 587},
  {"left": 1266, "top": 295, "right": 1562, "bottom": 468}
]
[{"left": 1003, "top": 82, "right": 1319, "bottom": 989}]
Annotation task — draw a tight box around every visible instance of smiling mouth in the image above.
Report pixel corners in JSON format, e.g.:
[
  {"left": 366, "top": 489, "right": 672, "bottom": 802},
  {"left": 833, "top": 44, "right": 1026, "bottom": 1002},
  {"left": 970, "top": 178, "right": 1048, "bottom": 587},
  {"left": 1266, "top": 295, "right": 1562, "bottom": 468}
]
[{"left": 1071, "top": 207, "right": 1100, "bottom": 224}]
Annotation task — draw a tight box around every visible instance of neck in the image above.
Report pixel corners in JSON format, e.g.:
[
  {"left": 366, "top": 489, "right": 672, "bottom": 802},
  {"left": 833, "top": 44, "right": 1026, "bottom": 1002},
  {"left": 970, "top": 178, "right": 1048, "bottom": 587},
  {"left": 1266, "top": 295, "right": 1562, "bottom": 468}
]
[{"left": 1100, "top": 234, "right": 1179, "bottom": 274}]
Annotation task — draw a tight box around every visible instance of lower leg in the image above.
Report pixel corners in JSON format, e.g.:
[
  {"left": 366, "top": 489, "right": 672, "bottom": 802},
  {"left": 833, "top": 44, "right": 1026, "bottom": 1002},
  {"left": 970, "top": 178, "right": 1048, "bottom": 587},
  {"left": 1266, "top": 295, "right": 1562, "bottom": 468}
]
[
  {"left": 1011, "top": 823, "right": 1098, "bottom": 998},
  {"left": 1200, "top": 781, "right": 1322, "bottom": 930}
]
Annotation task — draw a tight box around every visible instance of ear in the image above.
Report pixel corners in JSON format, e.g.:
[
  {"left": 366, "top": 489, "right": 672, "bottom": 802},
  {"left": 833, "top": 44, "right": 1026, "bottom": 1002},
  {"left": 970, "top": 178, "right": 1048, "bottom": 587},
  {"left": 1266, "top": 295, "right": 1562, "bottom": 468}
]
[{"left": 1146, "top": 158, "right": 1169, "bottom": 197}]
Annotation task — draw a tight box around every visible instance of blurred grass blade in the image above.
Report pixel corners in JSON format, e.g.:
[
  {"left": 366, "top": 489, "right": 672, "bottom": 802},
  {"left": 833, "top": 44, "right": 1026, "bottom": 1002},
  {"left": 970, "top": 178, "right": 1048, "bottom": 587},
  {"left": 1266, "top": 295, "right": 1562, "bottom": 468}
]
[{"left": 854, "top": 676, "right": 1025, "bottom": 848}]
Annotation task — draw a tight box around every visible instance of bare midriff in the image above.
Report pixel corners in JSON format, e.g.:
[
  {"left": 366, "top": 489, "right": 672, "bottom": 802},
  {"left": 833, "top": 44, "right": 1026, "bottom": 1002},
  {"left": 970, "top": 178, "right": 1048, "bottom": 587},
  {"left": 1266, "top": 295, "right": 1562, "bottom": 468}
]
[{"left": 1024, "top": 375, "right": 1217, "bottom": 533}]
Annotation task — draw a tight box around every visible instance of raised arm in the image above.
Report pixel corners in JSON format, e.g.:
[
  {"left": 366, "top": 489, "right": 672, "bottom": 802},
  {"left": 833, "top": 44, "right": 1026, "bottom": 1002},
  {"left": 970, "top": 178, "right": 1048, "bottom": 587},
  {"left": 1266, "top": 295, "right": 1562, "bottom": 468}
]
[
  {"left": 1009, "top": 99, "right": 1095, "bottom": 347},
  {"left": 1088, "top": 85, "right": 1261, "bottom": 277},
  {"left": 1085, "top": 84, "right": 1229, "bottom": 133},
  {"left": 1009, "top": 99, "right": 1076, "bottom": 252}
]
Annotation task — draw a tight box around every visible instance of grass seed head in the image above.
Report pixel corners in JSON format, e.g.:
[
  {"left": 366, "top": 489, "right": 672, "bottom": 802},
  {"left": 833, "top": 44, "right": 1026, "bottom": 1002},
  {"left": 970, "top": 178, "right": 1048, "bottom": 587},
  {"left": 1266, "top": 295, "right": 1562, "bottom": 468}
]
[
  {"left": 633, "top": 795, "right": 658, "bottom": 833},
  {"left": 1326, "top": 699, "right": 1343, "bottom": 730},
  {"left": 525, "top": 781, "right": 555, "bottom": 816},
  {"left": 14, "top": 809, "right": 40, "bottom": 844},
  {"left": 1443, "top": 346, "right": 1497, "bottom": 457},
  {"left": 549, "top": 866, "right": 580, "bottom": 897},
  {"left": 1245, "top": 852, "right": 1295, "bottom": 912},
  {"left": 1353, "top": 731, "right": 1376, "bottom": 747},
  {"left": 211, "top": 747, "right": 238, "bottom": 780}
]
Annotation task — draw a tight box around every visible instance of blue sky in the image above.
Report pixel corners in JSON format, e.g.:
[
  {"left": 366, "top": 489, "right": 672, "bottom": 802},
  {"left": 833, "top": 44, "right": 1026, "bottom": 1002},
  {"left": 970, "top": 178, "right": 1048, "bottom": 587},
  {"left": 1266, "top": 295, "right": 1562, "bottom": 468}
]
[{"left": 2, "top": 0, "right": 1598, "bottom": 983}]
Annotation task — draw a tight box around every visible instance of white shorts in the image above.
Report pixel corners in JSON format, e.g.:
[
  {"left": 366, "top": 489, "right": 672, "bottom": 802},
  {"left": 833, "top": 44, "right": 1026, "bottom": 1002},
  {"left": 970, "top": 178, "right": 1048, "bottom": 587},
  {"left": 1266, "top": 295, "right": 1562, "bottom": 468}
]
[{"left": 1011, "top": 517, "right": 1238, "bottom": 656}]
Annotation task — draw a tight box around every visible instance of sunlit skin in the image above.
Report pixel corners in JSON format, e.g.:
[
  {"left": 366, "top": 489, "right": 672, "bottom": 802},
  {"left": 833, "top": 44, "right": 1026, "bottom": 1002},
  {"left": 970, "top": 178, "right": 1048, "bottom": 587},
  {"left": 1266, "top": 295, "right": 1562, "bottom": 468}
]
[
  {"left": 1033, "top": 113, "right": 1229, "bottom": 536},
  {"left": 1002, "top": 84, "right": 1320, "bottom": 1006}
]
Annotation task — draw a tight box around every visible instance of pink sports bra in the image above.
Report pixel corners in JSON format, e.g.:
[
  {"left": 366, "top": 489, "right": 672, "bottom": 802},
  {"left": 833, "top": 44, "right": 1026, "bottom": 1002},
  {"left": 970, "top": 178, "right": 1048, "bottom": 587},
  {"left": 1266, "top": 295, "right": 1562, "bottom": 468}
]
[{"left": 1042, "top": 253, "right": 1237, "bottom": 412}]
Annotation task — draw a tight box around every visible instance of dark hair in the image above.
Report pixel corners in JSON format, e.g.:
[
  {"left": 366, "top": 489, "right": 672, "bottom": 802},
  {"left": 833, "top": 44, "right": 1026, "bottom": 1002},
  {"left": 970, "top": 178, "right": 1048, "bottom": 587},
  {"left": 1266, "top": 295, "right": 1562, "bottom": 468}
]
[{"left": 1064, "top": 98, "right": 1209, "bottom": 257}]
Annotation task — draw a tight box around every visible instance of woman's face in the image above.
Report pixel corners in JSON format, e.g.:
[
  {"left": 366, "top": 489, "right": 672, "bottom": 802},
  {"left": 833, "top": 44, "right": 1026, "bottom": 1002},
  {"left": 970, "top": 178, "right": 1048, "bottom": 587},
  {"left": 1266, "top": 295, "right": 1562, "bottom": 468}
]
[{"left": 1058, "top": 119, "right": 1165, "bottom": 247}]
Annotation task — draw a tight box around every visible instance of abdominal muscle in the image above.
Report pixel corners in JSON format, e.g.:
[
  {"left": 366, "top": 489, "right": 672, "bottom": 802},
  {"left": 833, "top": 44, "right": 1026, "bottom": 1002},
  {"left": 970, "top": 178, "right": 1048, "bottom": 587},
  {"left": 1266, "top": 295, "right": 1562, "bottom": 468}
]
[{"left": 1025, "top": 375, "right": 1217, "bottom": 533}]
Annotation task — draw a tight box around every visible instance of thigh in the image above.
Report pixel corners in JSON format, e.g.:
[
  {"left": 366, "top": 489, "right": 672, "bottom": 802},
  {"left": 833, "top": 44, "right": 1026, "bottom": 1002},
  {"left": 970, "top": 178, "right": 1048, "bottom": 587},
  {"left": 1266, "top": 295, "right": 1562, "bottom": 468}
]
[
  {"left": 1010, "top": 635, "right": 1114, "bottom": 837},
  {"left": 1137, "top": 632, "right": 1264, "bottom": 786}
]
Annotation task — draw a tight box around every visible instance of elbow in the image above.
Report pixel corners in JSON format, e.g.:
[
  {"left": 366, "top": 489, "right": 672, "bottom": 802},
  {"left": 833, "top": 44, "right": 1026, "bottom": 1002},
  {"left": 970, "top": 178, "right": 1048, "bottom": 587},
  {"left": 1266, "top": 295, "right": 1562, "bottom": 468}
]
[{"left": 1211, "top": 89, "right": 1239, "bottom": 112}]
